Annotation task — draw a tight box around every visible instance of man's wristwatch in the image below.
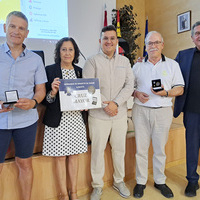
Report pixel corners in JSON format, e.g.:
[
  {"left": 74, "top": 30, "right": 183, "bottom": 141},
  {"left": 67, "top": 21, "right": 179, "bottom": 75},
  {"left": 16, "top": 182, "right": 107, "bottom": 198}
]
[
  {"left": 32, "top": 99, "right": 38, "bottom": 109},
  {"left": 113, "top": 101, "right": 119, "bottom": 107},
  {"left": 165, "top": 90, "right": 168, "bottom": 97}
]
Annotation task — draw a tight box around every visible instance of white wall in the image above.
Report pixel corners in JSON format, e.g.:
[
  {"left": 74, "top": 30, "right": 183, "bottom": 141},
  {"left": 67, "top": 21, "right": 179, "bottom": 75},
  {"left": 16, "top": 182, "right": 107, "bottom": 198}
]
[
  {"left": 0, "top": 0, "right": 116, "bottom": 67},
  {"left": 68, "top": 0, "right": 115, "bottom": 67}
]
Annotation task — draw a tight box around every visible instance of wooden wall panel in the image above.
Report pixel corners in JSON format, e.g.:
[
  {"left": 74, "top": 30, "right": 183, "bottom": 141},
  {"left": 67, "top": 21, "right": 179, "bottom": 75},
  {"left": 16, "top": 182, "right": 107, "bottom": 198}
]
[
  {"left": 145, "top": 0, "right": 200, "bottom": 59},
  {"left": 0, "top": 123, "right": 185, "bottom": 200},
  {"left": 116, "top": 0, "right": 200, "bottom": 60}
]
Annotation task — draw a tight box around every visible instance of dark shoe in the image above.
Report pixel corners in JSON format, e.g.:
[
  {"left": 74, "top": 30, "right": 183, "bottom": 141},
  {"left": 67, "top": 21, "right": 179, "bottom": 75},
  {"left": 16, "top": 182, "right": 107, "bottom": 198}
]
[
  {"left": 185, "top": 182, "right": 199, "bottom": 197},
  {"left": 154, "top": 183, "right": 174, "bottom": 198},
  {"left": 133, "top": 184, "right": 146, "bottom": 198}
]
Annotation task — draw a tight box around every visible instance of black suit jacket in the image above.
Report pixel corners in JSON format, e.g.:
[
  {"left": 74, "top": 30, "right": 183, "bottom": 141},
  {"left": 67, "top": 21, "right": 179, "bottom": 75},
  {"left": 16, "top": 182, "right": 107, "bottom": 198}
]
[
  {"left": 42, "top": 63, "right": 87, "bottom": 127},
  {"left": 173, "top": 48, "right": 196, "bottom": 118}
]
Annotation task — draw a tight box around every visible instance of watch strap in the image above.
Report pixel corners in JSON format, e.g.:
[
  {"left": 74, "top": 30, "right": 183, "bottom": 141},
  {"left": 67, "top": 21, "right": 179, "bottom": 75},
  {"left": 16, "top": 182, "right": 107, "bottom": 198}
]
[{"left": 33, "top": 99, "right": 38, "bottom": 109}]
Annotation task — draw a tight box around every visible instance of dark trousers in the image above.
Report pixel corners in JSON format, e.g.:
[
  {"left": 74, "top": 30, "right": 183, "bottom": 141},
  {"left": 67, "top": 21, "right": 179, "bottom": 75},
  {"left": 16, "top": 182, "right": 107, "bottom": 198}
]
[{"left": 184, "top": 112, "right": 200, "bottom": 184}]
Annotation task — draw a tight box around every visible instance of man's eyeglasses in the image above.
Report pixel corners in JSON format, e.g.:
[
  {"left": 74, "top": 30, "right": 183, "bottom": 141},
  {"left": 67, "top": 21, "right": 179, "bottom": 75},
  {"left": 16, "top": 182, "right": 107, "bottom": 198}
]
[
  {"left": 194, "top": 31, "right": 200, "bottom": 37},
  {"left": 146, "top": 41, "right": 162, "bottom": 46}
]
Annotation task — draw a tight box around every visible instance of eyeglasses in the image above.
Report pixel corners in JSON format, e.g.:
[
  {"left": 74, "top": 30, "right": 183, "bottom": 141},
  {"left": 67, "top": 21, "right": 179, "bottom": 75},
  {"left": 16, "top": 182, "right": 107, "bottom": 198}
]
[
  {"left": 146, "top": 41, "right": 162, "bottom": 46},
  {"left": 194, "top": 31, "right": 200, "bottom": 37}
]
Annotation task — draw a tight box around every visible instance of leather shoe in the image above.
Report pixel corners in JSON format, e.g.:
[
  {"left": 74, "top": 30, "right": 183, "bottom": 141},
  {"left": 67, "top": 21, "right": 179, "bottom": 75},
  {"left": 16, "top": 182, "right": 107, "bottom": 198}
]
[
  {"left": 185, "top": 182, "right": 199, "bottom": 197},
  {"left": 133, "top": 184, "right": 146, "bottom": 198},
  {"left": 154, "top": 183, "right": 174, "bottom": 198}
]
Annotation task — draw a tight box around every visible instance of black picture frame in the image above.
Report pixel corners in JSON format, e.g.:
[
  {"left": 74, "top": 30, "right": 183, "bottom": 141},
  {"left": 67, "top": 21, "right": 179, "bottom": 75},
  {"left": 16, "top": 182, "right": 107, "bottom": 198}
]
[{"left": 177, "top": 11, "right": 191, "bottom": 34}]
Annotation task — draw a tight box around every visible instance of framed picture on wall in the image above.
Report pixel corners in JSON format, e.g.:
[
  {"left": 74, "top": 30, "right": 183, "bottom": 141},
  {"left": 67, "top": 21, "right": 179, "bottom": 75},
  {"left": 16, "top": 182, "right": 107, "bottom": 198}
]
[{"left": 177, "top": 11, "right": 191, "bottom": 33}]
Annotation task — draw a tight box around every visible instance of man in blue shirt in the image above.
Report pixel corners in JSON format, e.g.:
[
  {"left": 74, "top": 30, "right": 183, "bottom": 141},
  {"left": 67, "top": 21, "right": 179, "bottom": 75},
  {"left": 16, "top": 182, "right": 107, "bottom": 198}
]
[{"left": 0, "top": 11, "right": 47, "bottom": 200}]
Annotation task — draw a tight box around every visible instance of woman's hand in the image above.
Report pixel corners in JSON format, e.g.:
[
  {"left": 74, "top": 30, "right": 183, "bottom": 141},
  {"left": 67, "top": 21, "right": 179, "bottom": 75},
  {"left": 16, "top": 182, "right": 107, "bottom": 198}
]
[{"left": 51, "top": 78, "right": 61, "bottom": 96}]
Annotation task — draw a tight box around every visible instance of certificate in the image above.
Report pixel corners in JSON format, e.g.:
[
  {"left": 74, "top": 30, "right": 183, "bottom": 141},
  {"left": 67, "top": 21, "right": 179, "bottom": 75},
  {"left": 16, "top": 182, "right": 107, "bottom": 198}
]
[{"left": 59, "top": 78, "right": 101, "bottom": 111}]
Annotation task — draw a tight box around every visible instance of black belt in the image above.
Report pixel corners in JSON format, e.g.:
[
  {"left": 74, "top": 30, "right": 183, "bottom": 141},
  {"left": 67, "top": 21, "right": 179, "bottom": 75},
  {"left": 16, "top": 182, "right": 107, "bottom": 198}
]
[{"left": 144, "top": 106, "right": 163, "bottom": 109}]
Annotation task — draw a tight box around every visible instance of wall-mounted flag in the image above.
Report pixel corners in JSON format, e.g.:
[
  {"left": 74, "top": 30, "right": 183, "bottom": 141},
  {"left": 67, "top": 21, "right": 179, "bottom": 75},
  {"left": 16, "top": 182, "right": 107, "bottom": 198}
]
[
  {"left": 143, "top": 17, "right": 148, "bottom": 57},
  {"left": 117, "top": 10, "right": 122, "bottom": 37},
  {"left": 104, "top": 4, "right": 107, "bottom": 27}
]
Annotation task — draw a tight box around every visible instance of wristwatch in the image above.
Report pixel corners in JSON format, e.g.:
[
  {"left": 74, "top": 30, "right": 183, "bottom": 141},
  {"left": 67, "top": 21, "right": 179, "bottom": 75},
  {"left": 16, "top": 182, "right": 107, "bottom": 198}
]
[
  {"left": 32, "top": 99, "right": 38, "bottom": 109},
  {"left": 165, "top": 90, "right": 168, "bottom": 97},
  {"left": 114, "top": 101, "right": 119, "bottom": 107}
]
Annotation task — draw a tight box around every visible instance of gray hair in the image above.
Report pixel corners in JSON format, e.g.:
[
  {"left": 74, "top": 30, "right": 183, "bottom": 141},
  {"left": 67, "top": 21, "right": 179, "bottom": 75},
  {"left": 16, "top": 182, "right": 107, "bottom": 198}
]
[
  {"left": 145, "top": 31, "right": 164, "bottom": 45},
  {"left": 6, "top": 11, "right": 28, "bottom": 27},
  {"left": 191, "top": 21, "right": 200, "bottom": 36}
]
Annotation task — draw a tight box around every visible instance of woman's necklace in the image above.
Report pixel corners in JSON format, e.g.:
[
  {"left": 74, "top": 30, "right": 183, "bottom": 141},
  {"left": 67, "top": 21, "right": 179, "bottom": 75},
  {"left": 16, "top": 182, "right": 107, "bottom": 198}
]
[
  {"left": 61, "top": 66, "right": 73, "bottom": 75},
  {"left": 65, "top": 70, "right": 69, "bottom": 75}
]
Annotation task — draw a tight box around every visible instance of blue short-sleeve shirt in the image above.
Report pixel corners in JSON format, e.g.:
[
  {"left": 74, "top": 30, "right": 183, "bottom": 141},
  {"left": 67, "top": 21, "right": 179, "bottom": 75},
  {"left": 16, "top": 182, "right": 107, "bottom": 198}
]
[{"left": 0, "top": 43, "right": 47, "bottom": 129}]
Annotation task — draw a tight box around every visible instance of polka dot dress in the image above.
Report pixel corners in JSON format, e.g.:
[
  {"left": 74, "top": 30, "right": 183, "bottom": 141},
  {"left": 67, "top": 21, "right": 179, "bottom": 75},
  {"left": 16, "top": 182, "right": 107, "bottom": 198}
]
[{"left": 42, "top": 69, "right": 88, "bottom": 156}]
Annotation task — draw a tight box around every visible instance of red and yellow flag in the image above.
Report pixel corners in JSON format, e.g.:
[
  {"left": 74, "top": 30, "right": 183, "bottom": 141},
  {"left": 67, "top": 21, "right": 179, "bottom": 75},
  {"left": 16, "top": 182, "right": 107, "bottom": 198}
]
[
  {"left": 117, "top": 10, "right": 121, "bottom": 37},
  {"left": 104, "top": 4, "right": 107, "bottom": 27}
]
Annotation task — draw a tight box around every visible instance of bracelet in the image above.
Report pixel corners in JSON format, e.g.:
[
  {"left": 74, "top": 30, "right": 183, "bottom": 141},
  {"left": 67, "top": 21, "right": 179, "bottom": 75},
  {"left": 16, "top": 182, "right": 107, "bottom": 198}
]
[{"left": 50, "top": 90, "right": 56, "bottom": 98}]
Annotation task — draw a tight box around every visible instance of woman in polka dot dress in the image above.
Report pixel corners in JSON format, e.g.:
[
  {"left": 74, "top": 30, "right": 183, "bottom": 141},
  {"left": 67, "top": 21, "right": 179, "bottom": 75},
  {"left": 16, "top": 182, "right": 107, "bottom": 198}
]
[{"left": 42, "top": 37, "right": 88, "bottom": 200}]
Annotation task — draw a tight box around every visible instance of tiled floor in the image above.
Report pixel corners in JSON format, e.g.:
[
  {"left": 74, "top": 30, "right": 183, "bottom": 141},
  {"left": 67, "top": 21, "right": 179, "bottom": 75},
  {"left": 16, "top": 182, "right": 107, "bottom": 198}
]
[{"left": 79, "top": 163, "right": 200, "bottom": 200}]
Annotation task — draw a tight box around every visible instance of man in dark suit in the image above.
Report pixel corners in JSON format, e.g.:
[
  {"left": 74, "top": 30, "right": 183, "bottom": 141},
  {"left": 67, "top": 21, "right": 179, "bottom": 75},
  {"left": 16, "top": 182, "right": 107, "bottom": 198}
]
[{"left": 174, "top": 21, "right": 200, "bottom": 197}]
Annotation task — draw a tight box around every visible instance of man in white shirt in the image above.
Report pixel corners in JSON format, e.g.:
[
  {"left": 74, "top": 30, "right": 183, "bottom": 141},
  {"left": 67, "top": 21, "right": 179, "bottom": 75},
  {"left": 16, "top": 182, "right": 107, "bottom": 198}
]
[{"left": 132, "top": 31, "right": 184, "bottom": 198}]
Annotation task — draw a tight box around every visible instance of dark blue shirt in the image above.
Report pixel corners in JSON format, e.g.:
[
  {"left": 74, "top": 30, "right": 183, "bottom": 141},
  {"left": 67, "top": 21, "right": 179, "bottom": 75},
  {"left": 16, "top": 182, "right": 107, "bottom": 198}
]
[{"left": 184, "top": 48, "right": 200, "bottom": 113}]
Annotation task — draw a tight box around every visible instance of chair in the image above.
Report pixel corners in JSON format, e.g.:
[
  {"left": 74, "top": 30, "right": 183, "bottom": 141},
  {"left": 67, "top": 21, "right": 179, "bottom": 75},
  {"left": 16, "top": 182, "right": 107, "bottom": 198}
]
[{"left": 32, "top": 50, "right": 45, "bottom": 65}]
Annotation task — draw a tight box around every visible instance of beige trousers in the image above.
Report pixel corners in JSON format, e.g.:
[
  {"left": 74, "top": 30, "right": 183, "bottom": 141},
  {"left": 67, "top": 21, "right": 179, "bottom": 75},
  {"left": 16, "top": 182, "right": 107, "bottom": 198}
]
[
  {"left": 132, "top": 104, "right": 173, "bottom": 185},
  {"left": 89, "top": 115, "right": 127, "bottom": 188}
]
